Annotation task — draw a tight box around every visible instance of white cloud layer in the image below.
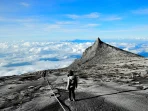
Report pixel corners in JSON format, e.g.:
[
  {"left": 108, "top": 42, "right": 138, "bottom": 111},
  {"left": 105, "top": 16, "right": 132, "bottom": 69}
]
[
  {"left": 0, "top": 41, "right": 92, "bottom": 76},
  {"left": 109, "top": 42, "right": 148, "bottom": 56}
]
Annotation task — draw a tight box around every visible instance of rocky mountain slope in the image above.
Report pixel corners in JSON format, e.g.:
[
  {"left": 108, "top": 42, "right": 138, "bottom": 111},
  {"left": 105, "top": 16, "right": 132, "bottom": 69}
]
[
  {"left": 0, "top": 38, "right": 148, "bottom": 111},
  {"left": 69, "top": 37, "right": 142, "bottom": 70}
]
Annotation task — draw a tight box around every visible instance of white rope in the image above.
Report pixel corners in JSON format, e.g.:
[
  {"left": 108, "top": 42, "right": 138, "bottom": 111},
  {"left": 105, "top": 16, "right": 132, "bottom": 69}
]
[{"left": 45, "top": 77, "right": 66, "bottom": 111}]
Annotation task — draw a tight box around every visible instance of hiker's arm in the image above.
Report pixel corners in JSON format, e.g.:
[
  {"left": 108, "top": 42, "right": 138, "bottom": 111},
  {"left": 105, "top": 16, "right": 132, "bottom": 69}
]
[{"left": 66, "top": 77, "right": 69, "bottom": 90}]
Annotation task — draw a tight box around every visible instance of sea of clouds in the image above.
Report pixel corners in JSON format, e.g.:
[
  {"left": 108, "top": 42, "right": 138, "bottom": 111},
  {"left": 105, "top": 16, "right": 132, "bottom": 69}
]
[
  {"left": 0, "top": 39, "right": 148, "bottom": 76},
  {"left": 0, "top": 41, "right": 92, "bottom": 76}
]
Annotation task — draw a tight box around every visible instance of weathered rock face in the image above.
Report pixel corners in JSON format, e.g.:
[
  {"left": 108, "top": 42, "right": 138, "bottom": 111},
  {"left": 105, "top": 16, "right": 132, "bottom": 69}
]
[
  {"left": 69, "top": 37, "right": 142, "bottom": 70},
  {"left": 82, "top": 38, "right": 103, "bottom": 61}
]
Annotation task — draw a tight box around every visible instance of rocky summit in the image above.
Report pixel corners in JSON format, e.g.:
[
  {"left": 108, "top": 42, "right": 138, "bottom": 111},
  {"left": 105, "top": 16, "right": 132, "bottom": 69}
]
[
  {"left": 0, "top": 38, "right": 148, "bottom": 111},
  {"left": 69, "top": 37, "right": 142, "bottom": 70}
]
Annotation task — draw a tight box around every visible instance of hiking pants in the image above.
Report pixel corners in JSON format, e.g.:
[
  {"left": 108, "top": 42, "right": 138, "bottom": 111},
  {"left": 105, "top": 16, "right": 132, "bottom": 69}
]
[{"left": 69, "top": 88, "right": 75, "bottom": 100}]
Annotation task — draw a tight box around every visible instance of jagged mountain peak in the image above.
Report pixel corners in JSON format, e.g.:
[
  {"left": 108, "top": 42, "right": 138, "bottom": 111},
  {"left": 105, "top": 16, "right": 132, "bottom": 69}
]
[
  {"left": 89, "top": 37, "right": 103, "bottom": 49},
  {"left": 95, "top": 37, "right": 103, "bottom": 45},
  {"left": 81, "top": 37, "right": 104, "bottom": 60},
  {"left": 69, "top": 37, "right": 142, "bottom": 69}
]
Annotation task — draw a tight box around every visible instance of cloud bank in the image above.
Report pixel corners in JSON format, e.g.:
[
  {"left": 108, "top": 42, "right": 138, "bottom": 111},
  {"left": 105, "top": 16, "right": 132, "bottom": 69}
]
[{"left": 0, "top": 41, "right": 92, "bottom": 76}]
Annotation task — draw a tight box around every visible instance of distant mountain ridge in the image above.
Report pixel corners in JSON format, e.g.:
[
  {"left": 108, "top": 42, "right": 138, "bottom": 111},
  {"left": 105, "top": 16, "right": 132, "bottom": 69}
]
[
  {"left": 69, "top": 37, "right": 143, "bottom": 69},
  {"left": 64, "top": 39, "right": 94, "bottom": 43}
]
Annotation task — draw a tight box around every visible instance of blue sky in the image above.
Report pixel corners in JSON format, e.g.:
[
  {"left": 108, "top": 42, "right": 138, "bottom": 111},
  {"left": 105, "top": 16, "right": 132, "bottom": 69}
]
[{"left": 0, "top": 0, "right": 148, "bottom": 41}]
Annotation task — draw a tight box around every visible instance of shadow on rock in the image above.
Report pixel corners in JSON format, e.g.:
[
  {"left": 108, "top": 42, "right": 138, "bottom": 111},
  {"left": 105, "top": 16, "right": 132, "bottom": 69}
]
[
  {"left": 58, "top": 89, "right": 130, "bottom": 111},
  {"left": 76, "top": 89, "right": 138, "bottom": 102}
]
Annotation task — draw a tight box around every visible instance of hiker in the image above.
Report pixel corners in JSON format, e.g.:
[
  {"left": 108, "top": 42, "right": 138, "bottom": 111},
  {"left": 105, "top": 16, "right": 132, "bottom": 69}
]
[
  {"left": 42, "top": 70, "right": 46, "bottom": 80},
  {"left": 66, "top": 70, "right": 77, "bottom": 101}
]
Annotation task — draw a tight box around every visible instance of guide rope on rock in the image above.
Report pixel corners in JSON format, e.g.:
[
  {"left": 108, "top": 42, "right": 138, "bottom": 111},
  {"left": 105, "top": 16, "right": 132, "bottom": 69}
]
[{"left": 43, "top": 71, "right": 66, "bottom": 111}]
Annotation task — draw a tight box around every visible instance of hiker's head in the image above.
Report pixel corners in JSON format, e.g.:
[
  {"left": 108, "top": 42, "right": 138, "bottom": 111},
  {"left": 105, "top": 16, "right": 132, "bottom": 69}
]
[{"left": 68, "top": 70, "right": 74, "bottom": 76}]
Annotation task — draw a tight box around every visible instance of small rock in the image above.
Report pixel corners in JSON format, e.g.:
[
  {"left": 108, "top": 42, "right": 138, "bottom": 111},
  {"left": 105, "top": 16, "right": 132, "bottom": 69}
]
[
  {"left": 20, "top": 90, "right": 30, "bottom": 96},
  {"left": 34, "top": 93, "right": 40, "bottom": 97},
  {"left": 106, "top": 79, "right": 111, "bottom": 82},
  {"left": 52, "top": 89, "right": 58, "bottom": 93},
  {"left": 50, "top": 93, "right": 60, "bottom": 98},
  {"left": 8, "top": 87, "right": 14, "bottom": 89},
  {"left": 55, "top": 94, "right": 60, "bottom": 98},
  {"left": 132, "top": 81, "right": 140, "bottom": 85},
  {"left": 143, "top": 86, "right": 148, "bottom": 90},
  {"left": 20, "top": 90, "right": 26, "bottom": 96},
  {"left": 39, "top": 86, "right": 51, "bottom": 91},
  {"left": 140, "top": 71, "right": 147, "bottom": 77},
  {"left": 28, "top": 86, "right": 34, "bottom": 89},
  {"left": 39, "top": 87, "right": 45, "bottom": 91},
  {"left": 135, "top": 81, "right": 140, "bottom": 84},
  {"left": 136, "top": 86, "right": 144, "bottom": 90},
  {"left": 7, "top": 93, "right": 19, "bottom": 100}
]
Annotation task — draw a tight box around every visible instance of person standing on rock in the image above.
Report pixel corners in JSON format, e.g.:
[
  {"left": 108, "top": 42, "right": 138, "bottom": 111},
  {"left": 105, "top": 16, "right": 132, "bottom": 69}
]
[{"left": 66, "top": 70, "right": 77, "bottom": 101}]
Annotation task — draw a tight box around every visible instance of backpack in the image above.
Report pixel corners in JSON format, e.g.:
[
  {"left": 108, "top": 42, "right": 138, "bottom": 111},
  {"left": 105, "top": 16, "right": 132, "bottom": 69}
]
[{"left": 69, "top": 76, "right": 76, "bottom": 89}]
